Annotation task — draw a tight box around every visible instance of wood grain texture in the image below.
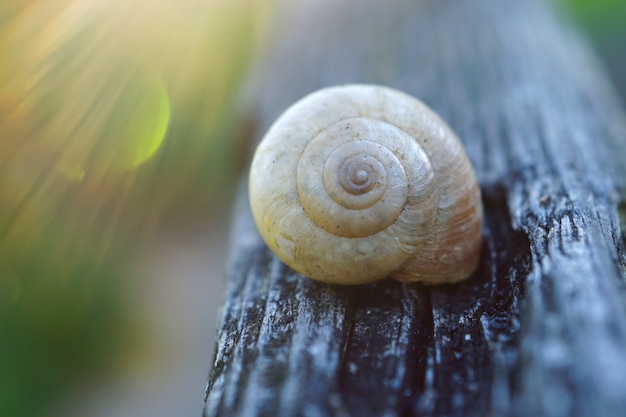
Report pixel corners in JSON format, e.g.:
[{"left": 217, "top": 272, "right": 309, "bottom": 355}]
[{"left": 204, "top": 0, "right": 626, "bottom": 416}]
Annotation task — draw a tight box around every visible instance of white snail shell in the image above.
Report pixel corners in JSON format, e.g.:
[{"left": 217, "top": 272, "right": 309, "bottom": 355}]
[{"left": 249, "top": 85, "right": 483, "bottom": 285}]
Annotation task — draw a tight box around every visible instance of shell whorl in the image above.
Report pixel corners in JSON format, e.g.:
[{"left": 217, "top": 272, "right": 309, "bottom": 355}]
[{"left": 249, "top": 85, "right": 483, "bottom": 285}]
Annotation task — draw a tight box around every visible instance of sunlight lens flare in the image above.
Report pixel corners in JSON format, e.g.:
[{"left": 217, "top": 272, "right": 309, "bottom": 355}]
[
  {"left": 77, "top": 67, "right": 171, "bottom": 175},
  {"left": 0, "top": 0, "right": 274, "bottom": 249}
]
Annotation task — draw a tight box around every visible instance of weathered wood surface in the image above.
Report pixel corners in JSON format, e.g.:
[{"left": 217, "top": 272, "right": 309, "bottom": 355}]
[{"left": 204, "top": 0, "right": 626, "bottom": 416}]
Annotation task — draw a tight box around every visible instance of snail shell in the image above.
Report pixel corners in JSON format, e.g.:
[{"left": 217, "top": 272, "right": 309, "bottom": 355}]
[{"left": 249, "top": 84, "right": 482, "bottom": 285}]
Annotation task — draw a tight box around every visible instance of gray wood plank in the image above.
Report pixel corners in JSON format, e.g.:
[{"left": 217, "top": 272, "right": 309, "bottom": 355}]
[{"left": 205, "top": 0, "right": 626, "bottom": 416}]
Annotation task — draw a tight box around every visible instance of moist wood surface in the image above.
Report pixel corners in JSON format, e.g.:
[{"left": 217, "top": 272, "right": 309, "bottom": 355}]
[{"left": 204, "top": 0, "right": 626, "bottom": 416}]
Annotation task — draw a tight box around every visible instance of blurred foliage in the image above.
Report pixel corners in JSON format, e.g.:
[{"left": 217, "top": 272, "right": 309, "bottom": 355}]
[
  {"left": 0, "top": 230, "right": 138, "bottom": 417},
  {"left": 0, "top": 0, "right": 273, "bottom": 416},
  {"left": 563, "top": 0, "right": 626, "bottom": 104}
]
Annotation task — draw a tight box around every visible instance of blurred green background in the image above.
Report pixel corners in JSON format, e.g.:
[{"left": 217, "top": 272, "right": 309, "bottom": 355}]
[
  {"left": 0, "top": 1, "right": 624, "bottom": 417},
  {"left": 0, "top": 1, "right": 273, "bottom": 416},
  {"left": 565, "top": 0, "right": 626, "bottom": 105}
]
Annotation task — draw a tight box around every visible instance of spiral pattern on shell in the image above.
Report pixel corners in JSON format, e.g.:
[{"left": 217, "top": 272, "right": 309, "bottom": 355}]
[{"left": 249, "top": 85, "right": 483, "bottom": 285}]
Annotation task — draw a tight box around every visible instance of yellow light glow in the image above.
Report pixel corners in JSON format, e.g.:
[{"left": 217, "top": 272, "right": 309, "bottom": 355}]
[{"left": 0, "top": 0, "right": 274, "bottom": 248}]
